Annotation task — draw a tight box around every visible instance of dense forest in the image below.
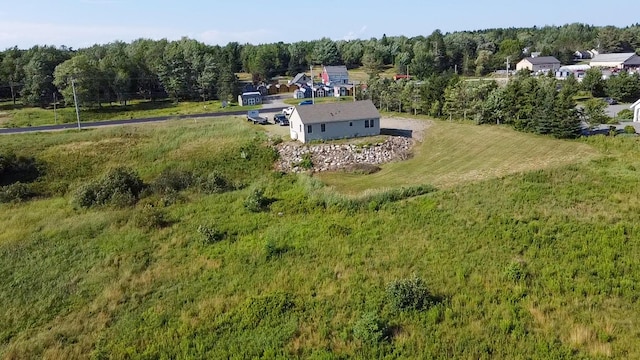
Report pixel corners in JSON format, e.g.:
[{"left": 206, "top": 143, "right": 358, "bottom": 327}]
[{"left": 0, "top": 22, "right": 639, "bottom": 132}]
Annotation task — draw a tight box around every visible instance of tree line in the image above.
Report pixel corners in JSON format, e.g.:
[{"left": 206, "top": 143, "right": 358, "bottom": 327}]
[{"left": 0, "top": 22, "right": 639, "bottom": 108}]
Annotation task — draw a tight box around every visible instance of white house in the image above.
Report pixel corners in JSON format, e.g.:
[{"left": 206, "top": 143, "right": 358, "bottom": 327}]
[
  {"left": 631, "top": 99, "right": 640, "bottom": 123},
  {"left": 516, "top": 56, "right": 561, "bottom": 73},
  {"left": 288, "top": 100, "right": 380, "bottom": 143},
  {"left": 555, "top": 64, "right": 591, "bottom": 81},
  {"left": 590, "top": 53, "right": 640, "bottom": 69}
]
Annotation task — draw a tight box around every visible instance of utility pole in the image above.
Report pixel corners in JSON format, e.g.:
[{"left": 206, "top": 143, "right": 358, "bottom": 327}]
[
  {"left": 310, "top": 65, "right": 315, "bottom": 105},
  {"left": 71, "top": 78, "right": 81, "bottom": 130},
  {"left": 53, "top": 93, "right": 58, "bottom": 125},
  {"left": 506, "top": 56, "right": 510, "bottom": 82}
]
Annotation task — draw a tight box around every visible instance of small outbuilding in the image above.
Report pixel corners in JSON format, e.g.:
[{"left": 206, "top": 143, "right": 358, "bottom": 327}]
[
  {"left": 288, "top": 100, "right": 380, "bottom": 143},
  {"left": 238, "top": 92, "right": 262, "bottom": 106}
]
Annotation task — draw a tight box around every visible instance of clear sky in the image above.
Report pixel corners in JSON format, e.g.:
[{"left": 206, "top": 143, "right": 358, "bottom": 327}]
[{"left": 1, "top": 0, "right": 639, "bottom": 49}]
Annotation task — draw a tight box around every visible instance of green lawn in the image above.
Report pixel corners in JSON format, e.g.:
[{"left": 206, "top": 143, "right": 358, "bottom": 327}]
[
  {"left": 2, "top": 117, "right": 640, "bottom": 358},
  {"left": 0, "top": 99, "right": 259, "bottom": 128},
  {"left": 319, "top": 119, "right": 599, "bottom": 194}
]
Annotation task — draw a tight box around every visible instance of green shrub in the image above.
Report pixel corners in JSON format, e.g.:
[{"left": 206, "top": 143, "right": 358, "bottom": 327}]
[
  {"left": 504, "top": 260, "right": 529, "bottom": 282},
  {"left": 624, "top": 125, "right": 636, "bottom": 134},
  {"left": 0, "top": 182, "right": 34, "bottom": 203},
  {"left": 0, "top": 152, "right": 44, "bottom": 186},
  {"left": 152, "top": 169, "right": 193, "bottom": 194},
  {"left": 386, "top": 275, "right": 433, "bottom": 311},
  {"left": 197, "top": 225, "right": 225, "bottom": 244},
  {"left": 298, "top": 153, "right": 313, "bottom": 170},
  {"left": 74, "top": 167, "right": 145, "bottom": 208},
  {"left": 134, "top": 205, "right": 169, "bottom": 230},
  {"left": 199, "top": 171, "right": 233, "bottom": 194},
  {"left": 617, "top": 109, "right": 634, "bottom": 120},
  {"left": 244, "top": 187, "right": 269, "bottom": 212},
  {"left": 353, "top": 312, "right": 389, "bottom": 344}
]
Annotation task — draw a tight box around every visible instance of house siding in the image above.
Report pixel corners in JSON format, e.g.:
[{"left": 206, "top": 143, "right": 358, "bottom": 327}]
[{"left": 289, "top": 113, "right": 380, "bottom": 143}]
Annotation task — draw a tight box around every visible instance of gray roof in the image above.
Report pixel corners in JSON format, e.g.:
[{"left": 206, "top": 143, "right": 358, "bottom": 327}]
[
  {"left": 323, "top": 65, "right": 349, "bottom": 77},
  {"left": 295, "top": 100, "right": 379, "bottom": 125},
  {"left": 523, "top": 56, "right": 560, "bottom": 65},
  {"left": 289, "top": 72, "right": 309, "bottom": 85},
  {"left": 591, "top": 53, "right": 637, "bottom": 64}
]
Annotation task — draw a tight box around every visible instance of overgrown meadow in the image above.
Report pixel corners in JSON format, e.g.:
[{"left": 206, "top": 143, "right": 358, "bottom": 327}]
[{"left": 1, "top": 116, "right": 640, "bottom": 359}]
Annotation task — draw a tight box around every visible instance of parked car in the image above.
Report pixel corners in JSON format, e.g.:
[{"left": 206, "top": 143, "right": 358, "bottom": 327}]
[
  {"left": 273, "top": 113, "right": 289, "bottom": 126},
  {"left": 604, "top": 97, "right": 618, "bottom": 105},
  {"left": 298, "top": 100, "right": 313, "bottom": 105}
]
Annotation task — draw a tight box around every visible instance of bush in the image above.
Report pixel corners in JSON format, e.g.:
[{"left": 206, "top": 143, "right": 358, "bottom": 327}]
[
  {"left": 244, "top": 187, "right": 269, "bottom": 212},
  {"left": 197, "top": 225, "right": 225, "bottom": 244},
  {"left": 617, "top": 109, "right": 634, "bottom": 120},
  {"left": 353, "top": 312, "right": 389, "bottom": 344},
  {"left": 0, "top": 182, "right": 34, "bottom": 203},
  {"left": 297, "top": 153, "right": 313, "bottom": 170},
  {"left": 200, "top": 171, "right": 233, "bottom": 194},
  {"left": 624, "top": 125, "right": 636, "bottom": 134},
  {"left": 134, "top": 205, "right": 169, "bottom": 230},
  {"left": 74, "top": 167, "right": 145, "bottom": 208},
  {"left": 386, "top": 275, "right": 433, "bottom": 311},
  {"left": 152, "top": 169, "right": 194, "bottom": 194},
  {"left": 0, "top": 152, "right": 44, "bottom": 186},
  {"left": 504, "top": 260, "right": 529, "bottom": 282}
]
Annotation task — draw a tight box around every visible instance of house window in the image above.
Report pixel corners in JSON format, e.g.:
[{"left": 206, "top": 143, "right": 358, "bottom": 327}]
[
  {"left": 321, "top": 124, "right": 326, "bottom": 132},
  {"left": 365, "top": 119, "right": 370, "bottom": 128},
  {"left": 349, "top": 122, "right": 353, "bottom": 127},
  {"left": 300, "top": 124, "right": 302, "bottom": 132},
  {"left": 307, "top": 125, "right": 312, "bottom": 133},
  {"left": 370, "top": 119, "right": 375, "bottom": 128}
]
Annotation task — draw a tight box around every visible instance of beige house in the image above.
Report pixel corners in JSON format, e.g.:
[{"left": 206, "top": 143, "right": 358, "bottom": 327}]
[
  {"left": 288, "top": 100, "right": 380, "bottom": 143},
  {"left": 516, "top": 56, "right": 561, "bottom": 73},
  {"left": 590, "top": 53, "right": 640, "bottom": 69}
]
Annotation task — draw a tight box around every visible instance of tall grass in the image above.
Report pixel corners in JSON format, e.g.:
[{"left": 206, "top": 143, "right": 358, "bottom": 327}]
[{"left": 1, "top": 118, "right": 639, "bottom": 358}]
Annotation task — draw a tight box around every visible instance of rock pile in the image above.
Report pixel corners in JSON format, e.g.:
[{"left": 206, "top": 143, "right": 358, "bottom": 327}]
[{"left": 275, "top": 136, "right": 413, "bottom": 173}]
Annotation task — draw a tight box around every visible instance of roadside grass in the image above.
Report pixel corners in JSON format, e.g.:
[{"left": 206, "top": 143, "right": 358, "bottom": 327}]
[
  {"left": 2, "top": 116, "right": 640, "bottom": 358},
  {"left": 318, "top": 119, "right": 600, "bottom": 194},
  {"left": 0, "top": 99, "right": 259, "bottom": 128}
]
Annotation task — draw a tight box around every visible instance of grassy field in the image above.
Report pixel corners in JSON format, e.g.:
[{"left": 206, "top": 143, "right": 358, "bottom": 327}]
[
  {"left": 319, "top": 118, "right": 600, "bottom": 194},
  {"left": 0, "top": 99, "right": 258, "bottom": 128},
  {"left": 2, "top": 116, "right": 640, "bottom": 358}
]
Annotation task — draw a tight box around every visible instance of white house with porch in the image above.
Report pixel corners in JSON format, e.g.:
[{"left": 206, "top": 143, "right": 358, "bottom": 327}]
[
  {"left": 288, "top": 100, "right": 380, "bottom": 143},
  {"left": 631, "top": 99, "right": 640, "bottom": 123}
]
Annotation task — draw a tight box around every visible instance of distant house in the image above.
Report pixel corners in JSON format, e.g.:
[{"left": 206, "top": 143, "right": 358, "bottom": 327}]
[
  {"left": 238, "top": 92, "right": 262, "bottom": 106},
  {"left": 574, "top": 50, "right": 592, "bottom": 60},
  {"left": 530, "top": 52, "right": 542, "bottom": 58},
  {"left": 556, "top": 64, "right": 591, "bottom": 81},
  {"left": 288, "top": 73, "right": 311, "bottom": 86},
  {"left": 631, "top": 99, "right": 640, "bottom": 123},
  {"left": 516, "top": 56, "right": 561, "bottom": 73},
  {"left": 288, "top": 100, "right": 380, "bottom": 143},
  {"left": 321, "top": 65, "right": 349, "bottom": 85},
  {"left": 590, "top": 53, "right": 640, "bottom": 70}
]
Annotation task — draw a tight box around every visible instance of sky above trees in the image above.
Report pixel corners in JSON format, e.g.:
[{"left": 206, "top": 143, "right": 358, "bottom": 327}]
[{"left": 2, "top": 0, "right": 639, "bottom": 49}]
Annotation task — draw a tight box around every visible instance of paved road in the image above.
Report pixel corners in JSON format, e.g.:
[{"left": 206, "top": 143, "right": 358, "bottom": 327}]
[{"left": 0, "top": 106, "right": 289, "bottom": 135}]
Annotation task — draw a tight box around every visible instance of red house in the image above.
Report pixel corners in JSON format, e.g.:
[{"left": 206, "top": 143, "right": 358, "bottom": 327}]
[{"left": 321, "top": 65, "right": 349, "bottom": 85}]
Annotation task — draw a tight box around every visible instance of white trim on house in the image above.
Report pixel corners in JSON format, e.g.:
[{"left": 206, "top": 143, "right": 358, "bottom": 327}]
[{"left": 631, "top": 99, "right": 640, "bottom": 123}]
